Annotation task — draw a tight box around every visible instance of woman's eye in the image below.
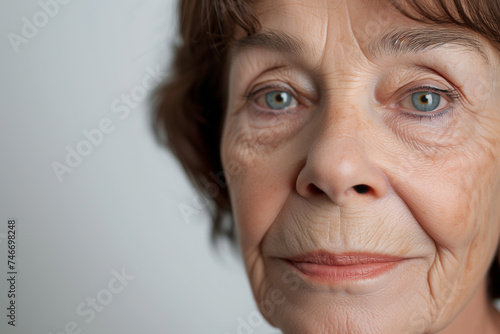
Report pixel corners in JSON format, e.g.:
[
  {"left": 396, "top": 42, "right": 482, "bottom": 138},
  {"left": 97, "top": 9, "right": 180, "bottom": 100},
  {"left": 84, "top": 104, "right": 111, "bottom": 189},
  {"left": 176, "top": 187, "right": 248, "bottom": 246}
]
[
  {"left": 400, "top": 91, "right": 448, "bottom": 113},
  {"left": 256, "top": 91, "right": 298, "bottom": 110}
]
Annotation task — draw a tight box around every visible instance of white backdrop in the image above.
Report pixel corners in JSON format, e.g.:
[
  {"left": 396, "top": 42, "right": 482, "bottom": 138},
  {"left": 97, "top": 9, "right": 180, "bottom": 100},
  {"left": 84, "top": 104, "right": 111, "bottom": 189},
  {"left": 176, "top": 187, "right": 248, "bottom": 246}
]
[{"left": 0, "top": 1, "right": 278, "bottom": 333}]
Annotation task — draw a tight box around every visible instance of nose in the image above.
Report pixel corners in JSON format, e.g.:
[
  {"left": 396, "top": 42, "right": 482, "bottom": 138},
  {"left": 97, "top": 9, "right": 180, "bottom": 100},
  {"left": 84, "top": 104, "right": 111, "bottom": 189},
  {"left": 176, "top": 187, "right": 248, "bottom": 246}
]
[{"left": 296, "top": 126, "right": 388, "bottom": 207}]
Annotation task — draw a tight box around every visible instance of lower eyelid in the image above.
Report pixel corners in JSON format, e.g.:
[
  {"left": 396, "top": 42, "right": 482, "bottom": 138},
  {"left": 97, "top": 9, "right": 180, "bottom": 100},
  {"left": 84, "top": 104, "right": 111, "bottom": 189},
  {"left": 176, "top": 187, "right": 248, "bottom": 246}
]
[{"left": 405, "top": 108, "right": 452, "bottom": 121}]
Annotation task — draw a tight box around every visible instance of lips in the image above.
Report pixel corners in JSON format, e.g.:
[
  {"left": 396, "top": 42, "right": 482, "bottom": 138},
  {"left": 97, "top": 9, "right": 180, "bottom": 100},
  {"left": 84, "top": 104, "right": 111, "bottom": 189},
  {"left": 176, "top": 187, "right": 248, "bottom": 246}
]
[{"left": 284, "top": 251, "right": 406, "bottom": 282}]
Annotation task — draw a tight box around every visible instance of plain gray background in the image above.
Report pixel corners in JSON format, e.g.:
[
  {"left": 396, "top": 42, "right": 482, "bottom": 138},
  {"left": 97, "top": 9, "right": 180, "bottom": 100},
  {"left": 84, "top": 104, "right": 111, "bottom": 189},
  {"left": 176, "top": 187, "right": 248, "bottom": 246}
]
[{"left": 0, "top": 0, "right": 278, "bottom": 333}]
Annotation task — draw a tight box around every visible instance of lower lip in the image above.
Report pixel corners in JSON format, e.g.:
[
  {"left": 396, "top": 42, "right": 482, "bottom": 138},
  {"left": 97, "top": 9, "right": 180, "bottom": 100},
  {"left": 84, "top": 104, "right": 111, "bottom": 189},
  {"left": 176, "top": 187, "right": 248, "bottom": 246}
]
[{"left": 286, "top": 260, "right": 403, "bottom": 282}]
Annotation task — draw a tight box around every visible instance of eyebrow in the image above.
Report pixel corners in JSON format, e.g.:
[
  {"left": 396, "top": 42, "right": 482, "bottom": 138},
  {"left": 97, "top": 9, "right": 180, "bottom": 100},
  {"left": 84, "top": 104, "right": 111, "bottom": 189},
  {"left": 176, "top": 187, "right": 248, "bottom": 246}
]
[
  {"left": 369, "top": 27, "right": 489, "bottom": 63},
  {"left": 228, "top": 30, "right": 308, "bottom": 60},
  {"left": 229, "top": 27, "right": 489, "bottom": 64}
]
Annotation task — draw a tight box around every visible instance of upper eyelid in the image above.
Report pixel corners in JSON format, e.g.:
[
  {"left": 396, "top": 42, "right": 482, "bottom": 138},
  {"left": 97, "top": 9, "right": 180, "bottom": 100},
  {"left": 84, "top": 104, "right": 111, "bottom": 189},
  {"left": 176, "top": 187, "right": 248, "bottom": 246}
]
[
  {"left": 402, "top": 86, "right": 458, "bottom": 98},
  {"left": 244, "top": 83, "right": 298, "bottom": 100}
]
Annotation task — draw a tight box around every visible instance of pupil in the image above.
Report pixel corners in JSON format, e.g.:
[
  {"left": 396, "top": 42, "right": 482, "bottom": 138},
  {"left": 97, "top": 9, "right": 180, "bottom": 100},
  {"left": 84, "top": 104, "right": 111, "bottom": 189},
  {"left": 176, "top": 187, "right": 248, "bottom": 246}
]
[
  {"left": 275, "top": 94, "right": 284, "bottom": 103},
  {"left": 420, "top": 94, "right": 429, "bottom": 105}
]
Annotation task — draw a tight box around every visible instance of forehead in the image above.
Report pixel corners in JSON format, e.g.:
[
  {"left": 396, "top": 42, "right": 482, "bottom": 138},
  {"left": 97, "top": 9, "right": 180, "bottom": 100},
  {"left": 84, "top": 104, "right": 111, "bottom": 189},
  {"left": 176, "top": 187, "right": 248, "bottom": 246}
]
[
  {"left": 251, "top": 0, "right": 408, "bottom": 60},
  {"left": 229, "top": 0, "right": 492, "bottom": 69}
]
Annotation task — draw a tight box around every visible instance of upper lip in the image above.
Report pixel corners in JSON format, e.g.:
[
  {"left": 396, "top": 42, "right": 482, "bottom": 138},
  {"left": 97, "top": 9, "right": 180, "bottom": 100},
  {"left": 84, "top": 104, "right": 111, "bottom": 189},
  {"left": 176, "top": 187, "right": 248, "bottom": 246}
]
[{"left": 285, "top": 251, "right": 406, "bottom": 266}]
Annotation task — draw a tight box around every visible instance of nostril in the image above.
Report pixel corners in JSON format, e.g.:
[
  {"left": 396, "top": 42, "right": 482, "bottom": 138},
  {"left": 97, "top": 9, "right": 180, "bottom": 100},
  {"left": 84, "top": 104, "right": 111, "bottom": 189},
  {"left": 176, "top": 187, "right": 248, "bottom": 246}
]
[
  {"left": 353, "top": 184, "right": 370, "bottom": 194},
  {"left": 307, "top": 183, "right": 324, "bottom": 195}
]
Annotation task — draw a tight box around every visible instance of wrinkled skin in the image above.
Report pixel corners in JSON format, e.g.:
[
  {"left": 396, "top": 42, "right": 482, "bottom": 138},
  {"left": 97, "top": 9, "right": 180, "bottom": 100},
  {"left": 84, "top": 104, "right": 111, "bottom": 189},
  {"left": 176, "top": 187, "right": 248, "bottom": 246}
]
[{"left": 220, "top": 0, "right": 500, "bottom": 333}]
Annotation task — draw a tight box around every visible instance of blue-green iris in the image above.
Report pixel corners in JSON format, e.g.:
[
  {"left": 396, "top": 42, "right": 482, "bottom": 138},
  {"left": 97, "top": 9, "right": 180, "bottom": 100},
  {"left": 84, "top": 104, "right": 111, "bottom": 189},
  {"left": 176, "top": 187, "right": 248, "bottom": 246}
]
[
  {"left": 411, "top": 92, "right": 441, "bottom": 112},
  {"left": 265, "top": 91, "right": 293, "bottom": 110}
]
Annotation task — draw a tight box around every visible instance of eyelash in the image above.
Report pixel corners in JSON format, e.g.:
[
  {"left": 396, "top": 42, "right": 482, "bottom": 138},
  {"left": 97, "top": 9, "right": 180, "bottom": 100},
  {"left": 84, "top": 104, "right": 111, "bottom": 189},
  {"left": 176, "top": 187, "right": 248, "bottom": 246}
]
[
  {"left": 398, "top": 85, "right": 461, "bottom": 121},
  {"left": 242, "top": 84, "right": 462, "bottom": 121}
]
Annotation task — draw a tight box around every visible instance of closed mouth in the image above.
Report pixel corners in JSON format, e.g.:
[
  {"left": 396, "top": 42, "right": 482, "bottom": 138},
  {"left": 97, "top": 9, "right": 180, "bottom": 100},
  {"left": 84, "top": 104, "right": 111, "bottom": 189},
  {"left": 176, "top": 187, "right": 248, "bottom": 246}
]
[{"left": 283, "top": 251, "right": 407, "bottom": 282}]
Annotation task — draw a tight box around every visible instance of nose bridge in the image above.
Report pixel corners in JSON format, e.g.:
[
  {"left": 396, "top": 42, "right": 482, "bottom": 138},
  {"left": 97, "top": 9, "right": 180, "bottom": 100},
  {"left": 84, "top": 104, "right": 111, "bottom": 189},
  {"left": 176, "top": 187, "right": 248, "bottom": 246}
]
[
  {"left": 311, "top": 108, "right": 372, "bottom": 182},
  {"left": 319, "top": 135, "right": 367, "bottom": 170},
  {"left": 324, "top": 101, "right": 363, "bottom": 140},
  {"left": 317, "top": 88, "right": 371, "bottom": 150},
  {"left": 296, "top": 93, "right": 388, "bottom": 206},
  {"left": 318, "top": 63, "right": 374, "bottom": 137}
]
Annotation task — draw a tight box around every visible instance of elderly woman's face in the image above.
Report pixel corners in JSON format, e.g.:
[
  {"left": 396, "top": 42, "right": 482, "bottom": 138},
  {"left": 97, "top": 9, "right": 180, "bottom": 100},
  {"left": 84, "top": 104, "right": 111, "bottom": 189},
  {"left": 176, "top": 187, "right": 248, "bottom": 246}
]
[{"left": 221, "top": 0, "right": 500, "bottom": 333}]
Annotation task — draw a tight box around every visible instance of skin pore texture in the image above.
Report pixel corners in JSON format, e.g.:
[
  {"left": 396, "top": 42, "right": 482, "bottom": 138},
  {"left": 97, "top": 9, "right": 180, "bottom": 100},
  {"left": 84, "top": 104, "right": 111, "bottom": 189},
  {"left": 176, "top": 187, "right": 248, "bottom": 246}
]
[{"left": 220, "top": 0, "right": 500, "bottom": 333}]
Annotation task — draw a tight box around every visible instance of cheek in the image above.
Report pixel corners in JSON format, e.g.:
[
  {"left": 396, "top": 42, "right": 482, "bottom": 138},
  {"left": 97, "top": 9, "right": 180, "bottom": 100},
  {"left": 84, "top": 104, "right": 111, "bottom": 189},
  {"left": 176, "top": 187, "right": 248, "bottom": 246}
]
[
  {"left": 230, "top": 170, "right": 283, "bottom": 253},
  {"left": 221, "top": 121, "right": 294, "bottom": 253},
  {"left": 394, "top": 154, "right": 481, "bottom": 249},
  {"left": 390, "top": 125, "right": 500, "bottom": 281}
]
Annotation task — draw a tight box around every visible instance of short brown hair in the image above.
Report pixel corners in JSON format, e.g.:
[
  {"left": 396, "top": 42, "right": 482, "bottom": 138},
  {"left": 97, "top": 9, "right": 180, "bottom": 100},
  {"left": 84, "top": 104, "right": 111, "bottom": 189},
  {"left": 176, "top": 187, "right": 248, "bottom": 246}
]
[{"left": 151, "top": 0, "right": 500, "bottom": 298}]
